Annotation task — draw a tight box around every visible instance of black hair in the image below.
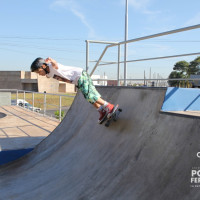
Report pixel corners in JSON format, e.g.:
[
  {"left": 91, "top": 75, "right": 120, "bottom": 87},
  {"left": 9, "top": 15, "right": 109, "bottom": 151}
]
[{"left": 30, "top": 57, "right": 45, "bottom": 72}]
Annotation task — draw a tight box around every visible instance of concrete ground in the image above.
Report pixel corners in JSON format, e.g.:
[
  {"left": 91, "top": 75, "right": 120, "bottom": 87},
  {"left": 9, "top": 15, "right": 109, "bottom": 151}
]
[{"left": 0, "top": 106, "right": 59, "bottom": 150}]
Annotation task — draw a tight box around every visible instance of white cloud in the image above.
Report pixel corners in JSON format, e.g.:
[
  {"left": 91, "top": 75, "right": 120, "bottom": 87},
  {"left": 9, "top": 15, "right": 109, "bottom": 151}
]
[
  {"left": 70, "top": 8, "right": 95, "bottom": 38},
  {"left": 184, "top": 12, "right": 200, "bottom": 26},
  {"left": 50, "top": 0, "right": 95, "bottom": 38},
  {"left": 142, "top": 9, "right": 161, "bottom": 15},
  {"left": 128, "top": 0, "right": 150, "bottom": 10},
  {"left": 121, "top": 0, "right": 161, "bottom": 16},
  {"left": 51, "top": 0, "right": 79, "bottom": 11}
]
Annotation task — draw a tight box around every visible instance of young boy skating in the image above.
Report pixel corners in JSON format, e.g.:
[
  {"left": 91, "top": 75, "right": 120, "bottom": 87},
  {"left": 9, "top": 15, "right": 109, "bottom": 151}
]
[{"left": 30, "top": 57, "right": 116, "bottom": 124}]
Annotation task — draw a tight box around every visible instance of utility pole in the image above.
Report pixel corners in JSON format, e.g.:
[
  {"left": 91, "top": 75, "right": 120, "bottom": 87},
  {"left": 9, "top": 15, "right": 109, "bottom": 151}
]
[
  {"left": 149, "top": 67, "right": 151, "bottom": 80},
  {"left": 104, "top": 72, "right": 106, "bottom": 86},
  {"left": 124, "top": 0, "right": 128, "bottom": 86},
  {"left": 149, "top": 67, "right": 151, "bottom": 87}
]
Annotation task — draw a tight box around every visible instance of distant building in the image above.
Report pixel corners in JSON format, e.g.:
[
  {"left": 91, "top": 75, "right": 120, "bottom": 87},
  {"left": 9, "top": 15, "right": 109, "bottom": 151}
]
[
  {"left": 91, "top": 75, "right": 107, "bottom": 86},
  {"left": 0, "top": 71, "right": 76, "bottom": 93},
  {"left": 107, "top": 80, "right": 118, "bottom": 86}
]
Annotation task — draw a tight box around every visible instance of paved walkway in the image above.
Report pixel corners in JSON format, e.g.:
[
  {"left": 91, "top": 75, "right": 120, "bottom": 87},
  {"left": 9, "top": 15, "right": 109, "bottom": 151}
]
[{"left": 0, "top": 106, "right": 59, "bottom": 150}]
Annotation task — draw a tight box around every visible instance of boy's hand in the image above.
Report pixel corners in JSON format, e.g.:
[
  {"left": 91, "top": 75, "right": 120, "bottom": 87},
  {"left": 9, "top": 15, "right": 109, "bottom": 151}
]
[{"left": 45, "top": 57, "right": 58, "bottom": 70}]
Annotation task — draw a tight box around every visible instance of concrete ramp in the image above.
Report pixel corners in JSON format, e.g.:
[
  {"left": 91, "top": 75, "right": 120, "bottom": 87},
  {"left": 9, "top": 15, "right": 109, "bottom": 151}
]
[{"left": 0, "top": 87, "right": 200, "bottom": 200}]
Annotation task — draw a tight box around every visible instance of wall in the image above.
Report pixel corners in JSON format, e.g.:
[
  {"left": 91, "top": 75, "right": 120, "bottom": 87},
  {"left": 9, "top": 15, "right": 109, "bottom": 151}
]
[
  {"left": 0, "top": 92, "right": 11, "bottom": 106},
  {"left": 59, "top": 82, "right": 75, "bottom": 93},
  {"left": 0, "top": 71, "right": 22, "bottom": 89},
  {"left": 21, "top": 71, "right": 38, "bottom": 79},
  {"left": 0, "top": 71, "right": 76, "bottom": 93},
  {"left": 22, "top": 83, "right": 38, "bottom": 91},
  {"left": 37, "top": 75, "right": 59, "bottom": 93}
]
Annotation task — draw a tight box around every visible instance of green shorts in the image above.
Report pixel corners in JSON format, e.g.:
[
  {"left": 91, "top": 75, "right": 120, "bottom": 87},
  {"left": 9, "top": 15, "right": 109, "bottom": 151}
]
[{"left": 77, "top": 71, "right": 101, "bottom": 104}]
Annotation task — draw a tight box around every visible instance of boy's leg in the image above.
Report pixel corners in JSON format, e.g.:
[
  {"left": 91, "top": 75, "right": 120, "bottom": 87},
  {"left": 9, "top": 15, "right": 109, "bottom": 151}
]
[
  {"left": 77, "top": 71, "right": 103, "bottom": 105},
  {"left": 77, "top": 71, "right": 114, "bottom": 123},
  {"left": 93, "top": 98, "right": 106, "bottom": 109}
]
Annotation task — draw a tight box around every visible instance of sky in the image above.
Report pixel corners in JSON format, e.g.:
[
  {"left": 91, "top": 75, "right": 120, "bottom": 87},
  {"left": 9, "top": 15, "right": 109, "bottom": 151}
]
[{"left": 0, "top": 0, "right": 200, "bottom": 80}]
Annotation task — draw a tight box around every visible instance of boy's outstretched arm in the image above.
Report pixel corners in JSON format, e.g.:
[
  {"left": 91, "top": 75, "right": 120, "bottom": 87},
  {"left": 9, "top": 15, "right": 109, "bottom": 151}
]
[{"left": 45, "top": 57, "right": 58, "bottom": 70}]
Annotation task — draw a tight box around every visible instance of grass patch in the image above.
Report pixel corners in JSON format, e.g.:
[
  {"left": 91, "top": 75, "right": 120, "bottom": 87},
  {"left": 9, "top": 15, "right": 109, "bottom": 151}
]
[{"left": 11, "top": 92, "right": 76, "bottom": 109}]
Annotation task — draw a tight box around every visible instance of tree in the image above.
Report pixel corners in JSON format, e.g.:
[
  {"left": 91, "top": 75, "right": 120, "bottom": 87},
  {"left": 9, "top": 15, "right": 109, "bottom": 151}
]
[
  {"left": 173, "top": 60, "right": 189, "bottom": 76},
  {"left": 188, "top": 56, "right": 200, "bottom": 75},
  {"left": 168, "top": 71, "right": 183, "bottom": 87},
  {"left": 168, "top": 56, "right": 200, "bottom": 87}
]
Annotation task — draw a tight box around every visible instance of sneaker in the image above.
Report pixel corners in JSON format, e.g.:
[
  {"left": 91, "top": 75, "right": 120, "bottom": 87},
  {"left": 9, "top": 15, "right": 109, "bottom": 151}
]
[
  {"left": 105, "top": 103, "right": 114, "bottom": 118},
  {"left": 98, "top": 109, "right": 107, "bottom": 124}
]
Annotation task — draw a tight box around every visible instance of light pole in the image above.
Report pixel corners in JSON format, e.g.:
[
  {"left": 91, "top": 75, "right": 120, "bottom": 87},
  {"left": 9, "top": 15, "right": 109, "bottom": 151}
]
[
  {"left": 86, "top": 40, "right": 89, "bottom": 72},
  {"left": 124, "top": 0, "right": 128, "bottom": 86}
]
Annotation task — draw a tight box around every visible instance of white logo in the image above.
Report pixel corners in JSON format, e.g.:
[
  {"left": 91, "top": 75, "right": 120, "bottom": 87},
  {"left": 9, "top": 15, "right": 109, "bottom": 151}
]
[
  {"left": 190, "top": 153, "right": 200, "bottom": 187},
  {"left": 197, "top": 152, "right": 200, "bottom": 158}
]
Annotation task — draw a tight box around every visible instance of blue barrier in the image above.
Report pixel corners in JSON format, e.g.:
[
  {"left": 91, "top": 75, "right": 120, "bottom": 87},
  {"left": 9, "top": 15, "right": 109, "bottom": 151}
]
[
  {"left": 161, "top": 87, "right": 200, "bottom": 111},
  {"left": 0, "top": 148, "right": 33, "bottom": 165}
]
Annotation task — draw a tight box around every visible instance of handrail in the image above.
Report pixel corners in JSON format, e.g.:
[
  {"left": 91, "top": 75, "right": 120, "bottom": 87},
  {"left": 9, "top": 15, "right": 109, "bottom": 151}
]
[
  {"left": 86, "top": 40, "right": 118, "bottom": 44},
  {"left": 91, "top": 78, "right": 200, "bottom": 81},
  {"left": 88, "top": 24, "right": 200, "bottom": 85},
  {"left": 91, "top": 52, "right": 200, "bottom": 66},
  {"left": 90, "top": 46, "right": 110, "bottom": 76},
  {"left": 110, "top": 24, "right": 200, "bottom": 47},
  {"left": 14, "top": 89, "right": 75, "bottom": 98},
  {"left": 0, "top": 89, "right": 75, "bottom": 121}
]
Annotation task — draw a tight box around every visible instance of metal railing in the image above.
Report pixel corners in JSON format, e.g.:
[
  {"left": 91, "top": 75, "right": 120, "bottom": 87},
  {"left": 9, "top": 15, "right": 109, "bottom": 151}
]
[
  {"left": 0, "top": 89, "right": 75, "bottom": 122},
  {"left": 86, "top": 24, "right": 200, "bottom": 86}
]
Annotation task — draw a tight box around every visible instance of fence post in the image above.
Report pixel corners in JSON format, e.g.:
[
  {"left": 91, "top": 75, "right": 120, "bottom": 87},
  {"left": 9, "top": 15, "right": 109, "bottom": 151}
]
[
  {"left": 23, "top": 91, "right": 25, "bottom": 108},
  {"left": 59, "top": 96, "right": 62, "bottom": 122},
  {"left": 16, "top": 90, "right": 18, "bottom": 106},
  {"left": 117, "top": 44, "right": 121, "bottom": 86},
  {"left": 32, "top": 92, "right": 34, "bottom": 112},
  {"left": 86, "top": 40, "right": 89, "bottom": 72},
  {"left": 44, "top": 91, "right": 46, "bottom": 116}
]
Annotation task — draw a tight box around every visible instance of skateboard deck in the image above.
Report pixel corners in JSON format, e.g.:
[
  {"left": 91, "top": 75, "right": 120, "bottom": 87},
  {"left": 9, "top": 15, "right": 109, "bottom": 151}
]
[{"left": 104, "top": 105, "right": 122, "bottom": 127}]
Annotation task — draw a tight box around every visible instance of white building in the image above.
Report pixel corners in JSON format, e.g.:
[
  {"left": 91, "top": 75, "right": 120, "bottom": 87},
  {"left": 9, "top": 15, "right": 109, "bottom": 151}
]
[{"left": 91, "top": 75, "right": 108, "bottom": 86}]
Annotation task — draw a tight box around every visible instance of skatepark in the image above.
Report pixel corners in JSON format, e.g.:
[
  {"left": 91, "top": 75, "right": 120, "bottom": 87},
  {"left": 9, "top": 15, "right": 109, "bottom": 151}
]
[
  {"left": 0, "top": 86, "right": 200, "bottom": 200},
  {"left": 0, "top": 1, "right": 200, "bottom": 199}
]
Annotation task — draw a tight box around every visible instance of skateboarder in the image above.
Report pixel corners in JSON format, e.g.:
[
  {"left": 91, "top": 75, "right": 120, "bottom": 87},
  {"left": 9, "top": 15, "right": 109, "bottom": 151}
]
[{"left": 30, "top": 57, "right": 115, "bottom": 123}]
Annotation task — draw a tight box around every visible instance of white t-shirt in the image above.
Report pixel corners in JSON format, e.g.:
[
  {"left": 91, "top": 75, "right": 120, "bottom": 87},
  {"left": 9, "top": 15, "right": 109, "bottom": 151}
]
[{"left": 46, "top": 63, "right": 83, "bottom": 85}]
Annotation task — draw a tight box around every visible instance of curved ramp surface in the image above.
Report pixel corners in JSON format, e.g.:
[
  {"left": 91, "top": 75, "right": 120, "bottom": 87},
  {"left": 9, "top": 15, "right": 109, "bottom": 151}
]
[{"left": 0, "top": 87, "right": 200, "bottom": 200}]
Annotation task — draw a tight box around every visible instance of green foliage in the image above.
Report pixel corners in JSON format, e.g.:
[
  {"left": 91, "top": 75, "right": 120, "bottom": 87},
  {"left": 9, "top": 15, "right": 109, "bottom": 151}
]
[
  {"left": 54, "top": 110, "right": 65, "bottom": 120},
  {"left": 168, "top": 71, "right": 183, "bottom": 87},
  {"left": 189, "top": 57, "right": 200, "bottom": 75},
  {"left": 168, "top": 56, "right": 200, "bottom": 87},
  {"left": 173, "top": 61, "right": 189, "bottom": 74}
]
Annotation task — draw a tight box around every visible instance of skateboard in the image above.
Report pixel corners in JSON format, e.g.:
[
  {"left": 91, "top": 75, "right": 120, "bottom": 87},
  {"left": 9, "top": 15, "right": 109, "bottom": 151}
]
[{"left": 104, "top": 105, "right": 122, "bottom": 127}]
